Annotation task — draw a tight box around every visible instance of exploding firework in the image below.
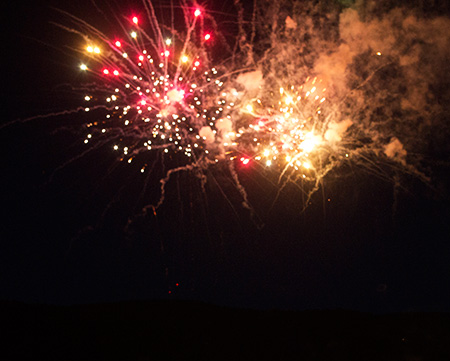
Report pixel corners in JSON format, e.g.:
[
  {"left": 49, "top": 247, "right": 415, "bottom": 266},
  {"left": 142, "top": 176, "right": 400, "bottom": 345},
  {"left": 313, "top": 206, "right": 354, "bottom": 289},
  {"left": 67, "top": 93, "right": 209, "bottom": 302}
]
[
  {"left": 55, "top": 1, "right": 251, "bottom": 211},
  {"left": 224, "top": 0, "right": 449, "bottom": 206},
  {"left": 53, "top": 0, "right": 449, "bottom": 217},
  {"left": 72, "top": 5, "right": 232, "bottom": 164}
]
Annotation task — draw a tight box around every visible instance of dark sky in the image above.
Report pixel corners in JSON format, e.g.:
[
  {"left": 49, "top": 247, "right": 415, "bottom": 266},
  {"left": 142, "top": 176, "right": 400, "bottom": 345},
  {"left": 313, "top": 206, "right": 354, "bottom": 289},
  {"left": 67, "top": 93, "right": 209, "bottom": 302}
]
[{"left": 1, "top": 0, "right": 449, "bottom": 312}]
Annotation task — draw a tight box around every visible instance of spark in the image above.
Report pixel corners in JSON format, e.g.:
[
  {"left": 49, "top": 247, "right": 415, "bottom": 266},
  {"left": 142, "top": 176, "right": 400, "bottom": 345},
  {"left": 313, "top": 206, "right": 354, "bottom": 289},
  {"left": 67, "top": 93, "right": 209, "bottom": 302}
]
[{"left": 86, "top": 45, "right": 101, "bottom": 54}]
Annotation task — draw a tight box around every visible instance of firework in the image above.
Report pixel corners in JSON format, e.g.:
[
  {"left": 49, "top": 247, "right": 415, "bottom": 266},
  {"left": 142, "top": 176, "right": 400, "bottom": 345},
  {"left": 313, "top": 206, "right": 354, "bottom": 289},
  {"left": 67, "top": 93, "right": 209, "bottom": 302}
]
[
  {"left": 60, "top": 0, "right": 444, "bottom": 213},
  {"left": 76, "top": 5, "right": 233, "bottom": 164}
]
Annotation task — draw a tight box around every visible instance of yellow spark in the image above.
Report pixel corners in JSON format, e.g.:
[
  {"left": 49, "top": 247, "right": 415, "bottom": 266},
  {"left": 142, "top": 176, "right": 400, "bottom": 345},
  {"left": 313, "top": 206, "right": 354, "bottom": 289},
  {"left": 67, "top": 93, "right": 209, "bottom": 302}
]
[
  {"left": 181, "top": 55, "right": 189, "bottom": 63},
  {"left": 131, "top": 31, "right": 137, "bottom": 39},
  {"left": 246, "top": 104, "right": 253, "bottom": 112},
  {"left": 300, "top": 133, "right": 320, "bottom": 152},
  {"left": 165, "top": 38, "right": 172, "bottom": 46},
  {"left": 80, "top": 64, "right": 88, "bottom": 71}
]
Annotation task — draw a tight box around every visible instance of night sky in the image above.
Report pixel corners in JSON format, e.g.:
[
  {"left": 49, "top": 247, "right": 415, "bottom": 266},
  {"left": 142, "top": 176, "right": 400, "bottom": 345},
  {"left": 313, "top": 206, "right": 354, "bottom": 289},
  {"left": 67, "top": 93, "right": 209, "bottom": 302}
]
[{"left": 1, "top": 0, "right": 450, "bottom": 313}]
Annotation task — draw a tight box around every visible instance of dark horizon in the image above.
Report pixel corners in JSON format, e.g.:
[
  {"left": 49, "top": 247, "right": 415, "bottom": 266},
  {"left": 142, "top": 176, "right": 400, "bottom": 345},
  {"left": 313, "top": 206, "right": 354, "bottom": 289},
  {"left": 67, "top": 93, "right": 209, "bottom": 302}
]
[{"left": 2, "top": 299, "right": 449, "bottom": 360}]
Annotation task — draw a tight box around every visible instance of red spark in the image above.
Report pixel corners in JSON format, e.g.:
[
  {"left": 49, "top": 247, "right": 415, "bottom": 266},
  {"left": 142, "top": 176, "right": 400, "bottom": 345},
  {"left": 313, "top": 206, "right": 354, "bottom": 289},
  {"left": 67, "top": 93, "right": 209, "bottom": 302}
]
[{"left": 241, "top": 158, "right": 250, "bottom": 165}]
